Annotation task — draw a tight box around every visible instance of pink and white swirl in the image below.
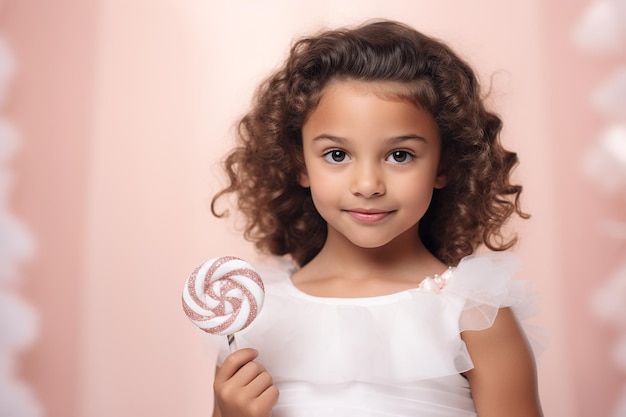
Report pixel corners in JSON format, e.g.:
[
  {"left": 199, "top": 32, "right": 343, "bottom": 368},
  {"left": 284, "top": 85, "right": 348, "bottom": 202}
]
[{"left": 182, "top": 256, "right": 265, "bottom": 336}]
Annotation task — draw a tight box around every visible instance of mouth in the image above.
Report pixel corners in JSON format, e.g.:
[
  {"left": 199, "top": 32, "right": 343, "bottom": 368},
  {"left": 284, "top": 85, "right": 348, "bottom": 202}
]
[{"left": 345, "top": 209, "right": 395, "bottom": 223}]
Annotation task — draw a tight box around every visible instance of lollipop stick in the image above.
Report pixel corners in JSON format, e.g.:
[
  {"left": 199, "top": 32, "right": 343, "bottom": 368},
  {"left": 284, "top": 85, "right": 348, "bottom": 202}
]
[{"left": 227, "top": 333, "right": 238, "bottom": 353}]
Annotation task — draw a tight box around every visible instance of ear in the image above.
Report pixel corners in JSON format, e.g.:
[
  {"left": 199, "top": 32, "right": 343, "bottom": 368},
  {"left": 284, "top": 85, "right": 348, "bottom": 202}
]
[
  {"left": 434, "top": 166, "right": 447, "bottom": 189},
  {"left": 299, "top": 170, "right": 310, "bottom": 188}
]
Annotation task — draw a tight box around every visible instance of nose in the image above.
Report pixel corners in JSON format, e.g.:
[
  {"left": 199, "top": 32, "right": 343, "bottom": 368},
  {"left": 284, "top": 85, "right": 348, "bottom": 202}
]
[{"left": 350, "top": 161, "right": 385, "bottom": 198}]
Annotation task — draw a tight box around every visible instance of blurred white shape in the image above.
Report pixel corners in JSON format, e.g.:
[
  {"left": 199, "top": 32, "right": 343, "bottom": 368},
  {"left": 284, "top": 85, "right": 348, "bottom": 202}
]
[
  {"left": 591, "top": 259, "right": 626, "bottom": 375},
  {"left": 0, "top": 375, "right": 42, "bottom": 417},
  {"left": 0, "top": 116, "right": 33, "bottom": 285},
  {"left": 0, "top": 293, "right": 39, "bottom": 417},
  {"left": 0, "top": 291, "right": 37, "bottom": 352},
  {"left": 583, "top": 124, "right": 626, "bottom": 194},
  {"left": 576, "top": 1, "right": 626, "bottom": 415},
  {"left": 599, "top": 219, "right": 626, "bottom": 240},
  {"left": 591, "top": 260, "right": 626, "bottom": 328},
  {"left": 593, "top": 67, "right": 626, "bottom": 121},
  {"left": 612, "top": 386, "right": 626, "bottom": 417},
  {"left": 572, "top": 0, "right": 626, "bottom": 53},
  {"left": 0, "top": 211, "right": 34, "bottom": 283},
  {"left": 0, "top": 29, "right": 40, "bottom": 417}
]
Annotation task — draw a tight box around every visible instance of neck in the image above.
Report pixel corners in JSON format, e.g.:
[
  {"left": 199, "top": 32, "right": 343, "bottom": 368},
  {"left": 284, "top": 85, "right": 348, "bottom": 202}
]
[{"left": 310, "top": 227, "right": 437, "bottom": 279}]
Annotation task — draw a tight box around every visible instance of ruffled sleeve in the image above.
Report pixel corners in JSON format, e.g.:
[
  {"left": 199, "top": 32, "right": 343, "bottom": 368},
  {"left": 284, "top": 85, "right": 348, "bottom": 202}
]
[
  {"left": 445, "top": 252, "right": 525, "bottom": 331},
  {"left": 440, "top": 252, "right": 544, "bottom": 372}
]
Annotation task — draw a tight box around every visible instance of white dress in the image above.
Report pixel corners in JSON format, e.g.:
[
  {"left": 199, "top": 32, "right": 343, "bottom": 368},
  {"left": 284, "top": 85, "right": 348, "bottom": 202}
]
[{"left": 212, "top": 252, "right": 539, "bottom": 417}]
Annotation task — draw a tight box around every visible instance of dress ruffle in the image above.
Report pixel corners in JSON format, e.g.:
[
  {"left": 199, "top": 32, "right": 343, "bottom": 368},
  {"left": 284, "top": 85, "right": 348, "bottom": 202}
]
[{"left": 214, "top": 252, "right": 541, "bottom": 385}]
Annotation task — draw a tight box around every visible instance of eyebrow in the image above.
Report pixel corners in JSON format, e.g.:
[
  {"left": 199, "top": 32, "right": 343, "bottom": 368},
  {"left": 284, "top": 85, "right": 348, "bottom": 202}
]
[{"left": 312, "top": 134, "right": 427, "bottom": 144}]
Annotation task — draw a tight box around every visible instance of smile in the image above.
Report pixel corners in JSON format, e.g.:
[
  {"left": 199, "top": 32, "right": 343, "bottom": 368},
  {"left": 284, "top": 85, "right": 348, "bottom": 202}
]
[{"left": 345, "top": 209, "right": 394, "bottom": 223}]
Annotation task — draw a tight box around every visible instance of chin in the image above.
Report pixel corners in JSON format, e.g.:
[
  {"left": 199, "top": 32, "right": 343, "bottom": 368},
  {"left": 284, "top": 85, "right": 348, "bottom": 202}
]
[{"left": 347, "top": 237, "right": 395, "bottom": 250}]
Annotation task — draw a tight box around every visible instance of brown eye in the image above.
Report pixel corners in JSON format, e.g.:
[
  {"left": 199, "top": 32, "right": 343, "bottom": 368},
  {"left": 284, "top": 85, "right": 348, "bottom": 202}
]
[
  {"left": 324, "top": 149, "right": 349, "bottom": 163},
  {"left": 386, "top": 150, "right": 414, "bottom": 164}
]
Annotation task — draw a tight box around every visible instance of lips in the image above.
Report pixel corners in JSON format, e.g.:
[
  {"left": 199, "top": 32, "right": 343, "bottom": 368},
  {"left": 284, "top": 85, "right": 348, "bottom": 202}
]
[{"left": 345, "top": 209, "right": 394, "bottom": 223}]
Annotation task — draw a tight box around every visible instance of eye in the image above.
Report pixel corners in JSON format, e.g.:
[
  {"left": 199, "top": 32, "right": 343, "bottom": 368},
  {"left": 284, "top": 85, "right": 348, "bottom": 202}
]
[
  {"left": 386, "top": 150, "right": 414, "bottom": 164},
  {"left": 323, "top": 149, "right": 350, "bottom": 164}
]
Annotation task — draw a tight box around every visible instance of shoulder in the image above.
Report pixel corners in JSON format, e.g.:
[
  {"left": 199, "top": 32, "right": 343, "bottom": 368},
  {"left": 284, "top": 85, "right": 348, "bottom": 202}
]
[{"left": 462, "top": 307, "right": 543, "bottom": 417}]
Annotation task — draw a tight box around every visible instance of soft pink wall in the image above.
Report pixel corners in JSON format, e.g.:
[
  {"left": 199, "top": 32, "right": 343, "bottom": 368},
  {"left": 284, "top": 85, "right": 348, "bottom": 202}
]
[{"left": 3, "top": 0, "right": 622, "bottom": 416}]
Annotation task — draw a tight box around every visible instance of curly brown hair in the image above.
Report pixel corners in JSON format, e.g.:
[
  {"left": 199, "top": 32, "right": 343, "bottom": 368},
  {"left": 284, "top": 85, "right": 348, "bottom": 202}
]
[{"left": 211, "top": 19, "right": 528, "bottom": 267}]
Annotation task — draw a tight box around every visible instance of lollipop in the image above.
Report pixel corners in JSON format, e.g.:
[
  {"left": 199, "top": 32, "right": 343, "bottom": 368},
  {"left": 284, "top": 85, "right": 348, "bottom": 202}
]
[{"left": 182, "top": 256, "right": 265, "bottom": 351}]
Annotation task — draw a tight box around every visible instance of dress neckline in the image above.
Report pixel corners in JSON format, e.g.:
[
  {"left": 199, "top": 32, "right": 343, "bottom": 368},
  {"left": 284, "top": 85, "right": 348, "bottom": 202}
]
[{"left": 282, "top": 266, "right": 455, "bottom": 305}]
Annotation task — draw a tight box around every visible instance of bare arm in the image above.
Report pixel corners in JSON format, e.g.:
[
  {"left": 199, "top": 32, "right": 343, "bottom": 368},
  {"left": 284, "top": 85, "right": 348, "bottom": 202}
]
[
  {"left": 211, "top": 348, "right": 279, "bottom": 417},
  {"left": 462, "top": 307, "right": 543, "bottom": 417},
  {"left": 212, "top": 398, "right": 221, "bottom": 417}
]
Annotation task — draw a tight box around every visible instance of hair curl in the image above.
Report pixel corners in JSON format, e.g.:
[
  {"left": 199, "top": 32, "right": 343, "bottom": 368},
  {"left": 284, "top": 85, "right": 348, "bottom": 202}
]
[{"left": 211, "top": 19, "right": 529, "bottom": 267}]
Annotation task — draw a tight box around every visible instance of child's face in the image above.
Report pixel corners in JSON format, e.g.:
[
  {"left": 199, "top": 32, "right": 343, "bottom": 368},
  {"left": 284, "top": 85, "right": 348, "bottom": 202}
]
[{"left": 299, "top": 80, "right": 446, "bottom": 250}]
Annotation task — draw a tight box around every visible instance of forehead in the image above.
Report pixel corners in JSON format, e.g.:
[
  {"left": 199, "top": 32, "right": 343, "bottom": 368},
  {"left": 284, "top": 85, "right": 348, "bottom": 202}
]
[
  {"left": 303, "top": 80, "right": 439, "bottom": 141},
  {"left": 305, "top": 78, "right": 438, "bottom": 127}
]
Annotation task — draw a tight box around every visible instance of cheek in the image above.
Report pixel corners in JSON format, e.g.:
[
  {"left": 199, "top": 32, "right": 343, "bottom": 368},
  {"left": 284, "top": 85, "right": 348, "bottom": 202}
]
[{"left": 400, "top": 176, "right": 437, "bottom": 205}]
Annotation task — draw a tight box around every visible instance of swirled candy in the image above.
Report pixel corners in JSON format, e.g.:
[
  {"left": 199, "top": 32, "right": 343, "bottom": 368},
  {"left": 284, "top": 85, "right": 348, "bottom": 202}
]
[{"left": 182, "top": 256, "right": 265, "bottom": 336}]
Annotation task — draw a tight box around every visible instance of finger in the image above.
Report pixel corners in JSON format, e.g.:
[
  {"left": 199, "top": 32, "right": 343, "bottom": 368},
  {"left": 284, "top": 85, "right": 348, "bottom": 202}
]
[
  {"left": 243, "top": 369, "right": 274, "bottom": 398},
  {"left": 215, "top": 348, "right": 259, "bottom": 383},
  {"left": 257, "top": 384, "right": 280, "bottom": 409},
  {"left": 228, "top": 360, "right": 268, "bottom": 388},
  {"left": 225, "top": 361, "right": 271, "bottom": 396},
  {"left": 240, "top": 385, "right": 279, "bottom": 417}
]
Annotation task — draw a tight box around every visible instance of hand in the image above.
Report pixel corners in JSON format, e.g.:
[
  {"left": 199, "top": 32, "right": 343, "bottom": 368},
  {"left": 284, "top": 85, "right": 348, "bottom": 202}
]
[{"left": 214, "top": 348, "right": 279, "bottom": 417}]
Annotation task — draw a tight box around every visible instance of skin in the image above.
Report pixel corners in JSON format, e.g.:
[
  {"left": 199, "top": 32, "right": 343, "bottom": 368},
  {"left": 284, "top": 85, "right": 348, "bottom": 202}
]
[
  {"left": 212, "top": 349, "right": 278, "bottom": 417},
  {"left": 212, "top": 80, "right": 543, "bottom": 417},
  {"left": 461, "top": 308, "right": 543, "bottom": 416}
]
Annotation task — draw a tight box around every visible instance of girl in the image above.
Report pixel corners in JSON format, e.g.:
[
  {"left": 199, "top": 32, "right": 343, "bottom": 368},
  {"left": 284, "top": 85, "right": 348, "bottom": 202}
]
[{"left": 209, "top": 19, "right": 542, "bottom": 417}]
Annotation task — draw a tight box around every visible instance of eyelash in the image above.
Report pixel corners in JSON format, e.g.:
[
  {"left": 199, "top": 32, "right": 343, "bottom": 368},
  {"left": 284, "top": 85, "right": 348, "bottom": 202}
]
[
  {"left": 386, "top": 150, "right": 415, "bottom": 164},
  {"left": 321, "top": 149, "right": 416, "bottom": 164},
  {"left": 323, "top": 149, "right": 349, "bottom": 163}
]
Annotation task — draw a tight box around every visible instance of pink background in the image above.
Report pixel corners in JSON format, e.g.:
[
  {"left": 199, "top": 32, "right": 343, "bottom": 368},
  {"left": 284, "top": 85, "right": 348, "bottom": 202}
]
[{"left": 2, "top": 1, "right": 624, "bottom": 416}]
